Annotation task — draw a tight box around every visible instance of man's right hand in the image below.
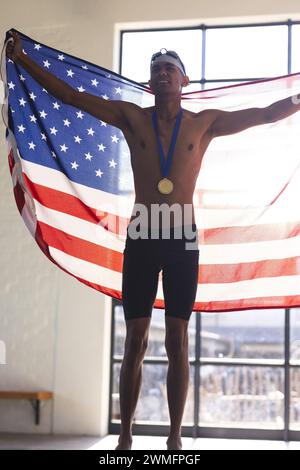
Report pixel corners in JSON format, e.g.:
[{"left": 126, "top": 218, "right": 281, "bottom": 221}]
[{"left": 6, "top": 31, "right": 23, "bottom": 62}]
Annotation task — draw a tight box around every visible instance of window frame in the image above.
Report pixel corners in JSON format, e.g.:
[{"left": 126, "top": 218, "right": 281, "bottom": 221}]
[{"left": 109, "top": 18, "right": 300, "bottom": 441}]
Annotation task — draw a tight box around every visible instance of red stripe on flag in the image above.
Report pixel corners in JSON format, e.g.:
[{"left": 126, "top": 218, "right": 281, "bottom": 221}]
[
  {"left": 200, "top": 256, "right": 300, "bottom": 283},
  {"left": 37, "top": 220, "right": 124, "bottom": 272},
  {"left": 13, "top": 180, "right": 25, "bottom": 215},
  {"left": 8, "top": 149, "right": 14, "bottom": 174},
  {"left": 23, "top": 172, "right": 129, "bottom": 235},
  {"left": 193, "top": 295, "right": 300, "bottom": 312}
]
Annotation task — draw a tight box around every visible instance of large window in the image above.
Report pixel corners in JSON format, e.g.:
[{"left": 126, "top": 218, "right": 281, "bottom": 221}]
[{"left": 110, "top": 19, "right": 300, "bottom": 440}]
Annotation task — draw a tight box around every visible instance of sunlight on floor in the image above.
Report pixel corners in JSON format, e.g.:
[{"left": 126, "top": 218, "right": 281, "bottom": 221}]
[{"left": 1, "top": 433, "right": 300, "bottom": 450}]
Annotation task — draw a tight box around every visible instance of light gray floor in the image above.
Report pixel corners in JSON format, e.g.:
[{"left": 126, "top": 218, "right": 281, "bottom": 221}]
[{"left": 0, "top": 434, "right": 300, "bottom": 450}]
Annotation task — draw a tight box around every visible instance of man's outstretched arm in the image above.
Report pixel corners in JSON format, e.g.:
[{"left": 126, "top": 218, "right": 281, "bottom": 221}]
[
  {"left": 6, "top": 31, "right": 135, "bottom": 131},
  {"left": 208, "top": 93, "right": 300, "bottom": 137}
]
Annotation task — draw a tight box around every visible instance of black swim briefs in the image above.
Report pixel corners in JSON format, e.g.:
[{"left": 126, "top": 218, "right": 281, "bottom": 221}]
[{"left": 121, "top": 224, "right": 199, "bottom": 321}]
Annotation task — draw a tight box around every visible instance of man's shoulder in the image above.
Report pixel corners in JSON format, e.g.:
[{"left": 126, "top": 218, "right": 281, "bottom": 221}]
[
  {"left": 177, "top": 107, "right": 220, "bottom": 120},
  {"left": 195, "top": 108, "right": 219, "bottom": 119},
  {"left": 119, "top": 100, "right": 141, "bottom": 111},
  {"left": 179, "top": 107, "right": 218, "bottom": 125},
  {"left": 120, "top": 101, "right": 146, "bottom": 118},
  {"left": 117, "top": 101, "right": 149, "bottom": 133},
  {"left": 183, "top": 108, "right": 220, "bottom": 138}
]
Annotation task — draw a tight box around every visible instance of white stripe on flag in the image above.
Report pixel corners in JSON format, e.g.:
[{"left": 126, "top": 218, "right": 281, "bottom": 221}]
[
  {"left": 200, "top": 235, "right": 300, "bottom": 264},
  {"left": 199, "top": 275, "right": 300, "bottom": 302}
]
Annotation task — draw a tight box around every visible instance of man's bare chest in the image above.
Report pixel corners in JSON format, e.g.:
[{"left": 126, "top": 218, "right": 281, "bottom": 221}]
[{"left": 123, "top": 113, "right": 211, "bottom": 172}]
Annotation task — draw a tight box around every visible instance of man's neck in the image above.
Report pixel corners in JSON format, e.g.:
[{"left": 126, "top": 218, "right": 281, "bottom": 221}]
[{"left": 154, "top": 95, "right": 182, "bottom": 121}]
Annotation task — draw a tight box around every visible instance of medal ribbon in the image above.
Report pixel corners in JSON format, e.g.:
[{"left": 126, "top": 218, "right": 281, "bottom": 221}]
[{"left": 152, "top": 107, "right": 183, "bottom": 178}]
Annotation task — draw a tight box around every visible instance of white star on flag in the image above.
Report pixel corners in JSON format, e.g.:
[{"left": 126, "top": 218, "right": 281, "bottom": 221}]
[
  {"left": 60, "top": 144, "right": 68, "bottom": 152},
  {"left": 111, "top": 135, "right": 119, "bottom": 143},
  {"left": 97, "top": 144, "right": 106, "bottom": 152},
  {"left": 50, "top": 127, "right": 58, "bottom": 135},
  {"left": 76, "top": 111, "right": 84, "bottom": 119},
  {"left": 28, "top": 141, "right": 36, "bottom": 150},
  {"left": 39, "top": 110, "right": 47, "bottom": 119},
  {"left": 87, "top": 128, "right": 95, "bottom": 136},
  {"left": 109, "top": 159, "right": 117, "bottom": 168},
  {"left": 17, "top": 124, "right": 25, "bottom": 133},
  {"left": 95, "top": 169, "right": 103, "bottom": 177},
  {"left": 19, "top": 98, "right": 26, "bottom": 106}
]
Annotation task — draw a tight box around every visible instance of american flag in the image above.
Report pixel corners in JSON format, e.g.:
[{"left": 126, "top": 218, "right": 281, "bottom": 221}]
[{"left": 2, "top": 28, "right": 300, "bottom": 312}]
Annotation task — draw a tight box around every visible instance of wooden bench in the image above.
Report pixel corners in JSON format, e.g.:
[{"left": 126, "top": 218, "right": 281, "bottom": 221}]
[{"left": 0, "top": 391, "right": 53, "bottom": 425}]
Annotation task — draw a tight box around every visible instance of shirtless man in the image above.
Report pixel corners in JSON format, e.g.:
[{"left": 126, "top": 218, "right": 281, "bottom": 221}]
[{"left": 6, "top": 31, "right": 300, "bottom": 450}]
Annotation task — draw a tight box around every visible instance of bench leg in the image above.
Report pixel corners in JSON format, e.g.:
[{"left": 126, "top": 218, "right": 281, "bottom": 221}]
[{"left": 30, "top": 399, "right": 40, "bottom": 425}]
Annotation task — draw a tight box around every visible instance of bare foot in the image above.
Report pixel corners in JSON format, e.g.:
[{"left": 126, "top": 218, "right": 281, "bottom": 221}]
[
  {"left": 115, "top": 436, "right": 133, "bottom": 450},
  {"left": 166, "top": 437, "right": 182, "bottom": 450}
]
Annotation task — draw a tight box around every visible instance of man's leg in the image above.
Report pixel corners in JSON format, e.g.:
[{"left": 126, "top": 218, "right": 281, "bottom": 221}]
[
  {"left": 115, "top": 316, "right": 152, "bottom": 450},
  {"left": 119, "top": 226, "right": 161, "bottom": 450},
  {"left": 162, "top": 226, "right": 199, "bottom": 450},
  {"left": 165, "top": 315, "right": 190, "bottom": 450}
]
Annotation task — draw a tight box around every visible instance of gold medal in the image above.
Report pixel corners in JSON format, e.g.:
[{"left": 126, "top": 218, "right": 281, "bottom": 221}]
[{"left": 158, "top": 177, "right": 174, "bottom": 194}]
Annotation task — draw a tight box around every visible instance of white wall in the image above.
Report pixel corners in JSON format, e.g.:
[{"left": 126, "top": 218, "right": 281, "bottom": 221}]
[
  {"left": 0, "top": 0, "right": 112, "bottom": 436},
  {"left": 0, "top": 0, "right": 300, "bottom": 436}
]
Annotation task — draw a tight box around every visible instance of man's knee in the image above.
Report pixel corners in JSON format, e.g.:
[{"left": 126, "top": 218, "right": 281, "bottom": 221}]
[
  {"left": 124, "top": 317, "right": 151, "bottom": 361},
  {"left": 165, "top": 336, "right": 188, "bottom": 358},
  {"left": 165, "top": 317, "right": 189, "bottom": 358},
  {"left": 125, "top": 334, "right": 148, "bottom": 357}
]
